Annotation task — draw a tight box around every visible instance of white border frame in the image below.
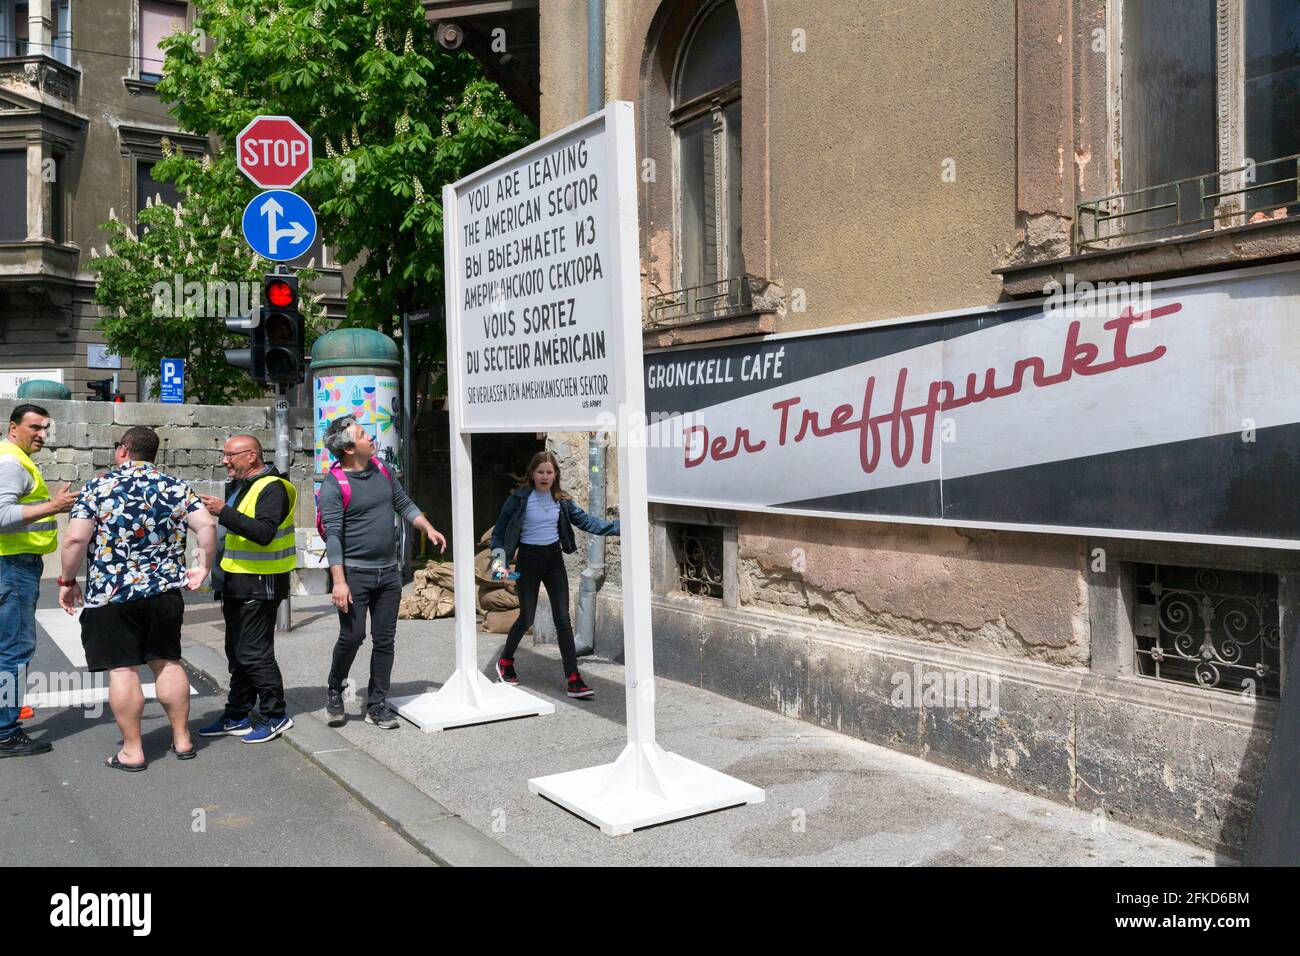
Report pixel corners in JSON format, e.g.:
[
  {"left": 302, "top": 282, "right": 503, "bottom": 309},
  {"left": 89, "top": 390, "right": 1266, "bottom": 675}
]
[{"left": 444, "top": 107, "right": 627, "bottom": 434}]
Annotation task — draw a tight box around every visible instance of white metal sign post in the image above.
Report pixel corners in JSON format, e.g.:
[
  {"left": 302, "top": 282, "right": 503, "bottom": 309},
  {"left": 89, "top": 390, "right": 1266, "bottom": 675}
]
[
  {"left": 387, "top": 161, "right": 559, "bottom": 729},
  {"left": 528, "top": 107, "right": 764, "bottom": 834},
  {"left": 395, "top": 102, "right": 762, "bottom": 830}
]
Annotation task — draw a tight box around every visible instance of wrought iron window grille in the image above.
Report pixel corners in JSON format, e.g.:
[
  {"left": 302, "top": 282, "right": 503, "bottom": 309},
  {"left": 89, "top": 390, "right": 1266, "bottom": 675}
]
[
  {"left": 673, "top": 522, "right": 724, "bottom": 600},
  {"left": 1132, "top": 564, "right": 1282, "bottom": 700}
]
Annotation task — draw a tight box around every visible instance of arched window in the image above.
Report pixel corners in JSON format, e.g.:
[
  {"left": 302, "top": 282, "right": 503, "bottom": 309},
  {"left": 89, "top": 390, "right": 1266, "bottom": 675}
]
[{"left": 672, "top": 1, "right": 741, "bottom": 296}]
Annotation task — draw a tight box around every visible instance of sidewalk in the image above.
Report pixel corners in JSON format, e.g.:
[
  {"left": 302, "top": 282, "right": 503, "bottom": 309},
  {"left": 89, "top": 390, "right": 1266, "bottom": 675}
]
[{"left": 181, "top": 595, "right": 1222, "bottom": 866}]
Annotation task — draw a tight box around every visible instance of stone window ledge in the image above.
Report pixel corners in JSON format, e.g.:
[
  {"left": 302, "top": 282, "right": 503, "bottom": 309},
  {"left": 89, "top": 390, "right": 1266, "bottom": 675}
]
[
  {"left": 996, "top": 217, "right": 1300, "bottom": 297},
  {"left": 123, "top": 77, "right": 161, "bottom": 98},
  {"left": 0, "top": 240, "right": 82, "bottom": 276},
  {"left": 643, "top": 306, "right": 777, "bottom": 350}
]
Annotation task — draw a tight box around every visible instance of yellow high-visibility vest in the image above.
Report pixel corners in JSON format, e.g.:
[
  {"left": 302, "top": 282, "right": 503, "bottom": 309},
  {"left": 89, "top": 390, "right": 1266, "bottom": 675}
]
[
  {"left": 220, "top": 474, "right": 298, "bottom": 575},
  {"left": 0, "top": 441, "right": 57, "bottom": 556}
]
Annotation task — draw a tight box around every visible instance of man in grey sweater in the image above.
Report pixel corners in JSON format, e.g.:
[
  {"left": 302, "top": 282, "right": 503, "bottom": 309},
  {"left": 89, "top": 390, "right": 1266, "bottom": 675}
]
[{"left": 319, "top": 415, "right": 445, "bottom": 728}]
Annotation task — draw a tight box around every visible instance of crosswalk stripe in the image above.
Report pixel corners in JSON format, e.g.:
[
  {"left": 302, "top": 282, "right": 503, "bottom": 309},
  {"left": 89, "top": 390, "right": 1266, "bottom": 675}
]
[
  {"left": 36, "top": 608, "right": 87, "bottom": 668},
  {"left": 24, "top": 683, "right": 198, "bottom": 709},
  {"left": 31, "top": 608, "right": 200, "bottom": 709}
]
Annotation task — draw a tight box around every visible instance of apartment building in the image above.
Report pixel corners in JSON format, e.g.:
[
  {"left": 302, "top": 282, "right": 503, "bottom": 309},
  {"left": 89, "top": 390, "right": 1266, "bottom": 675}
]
[
  {"left": 0, "top": 0, "right": 343, "bottom": 400},
  {"left": 430, "top": 0, "right": 1297, "bottom": 854}
]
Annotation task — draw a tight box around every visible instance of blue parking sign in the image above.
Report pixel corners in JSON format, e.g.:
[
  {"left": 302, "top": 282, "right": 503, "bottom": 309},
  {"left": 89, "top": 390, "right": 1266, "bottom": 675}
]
[{"left": 161, "top": 358, "right": 184, "bottom": 404}]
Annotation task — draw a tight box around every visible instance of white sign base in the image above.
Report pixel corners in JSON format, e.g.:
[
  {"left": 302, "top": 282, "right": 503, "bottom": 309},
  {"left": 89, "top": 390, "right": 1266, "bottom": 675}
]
[
  {"left": 391, "top": 668, "right": 553, "bottom": 733},
  {"left": 528, "top": 741, "right": 764, "bottom": 836}
]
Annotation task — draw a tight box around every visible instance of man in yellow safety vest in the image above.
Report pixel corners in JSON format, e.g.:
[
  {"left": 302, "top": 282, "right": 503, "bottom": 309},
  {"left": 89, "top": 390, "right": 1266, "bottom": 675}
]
[
  {"left": 0, "top": 404, "right": 77, "bottom": 758},
  {"left": 196, "top": 434, "right": 297, "bottom": 744}
]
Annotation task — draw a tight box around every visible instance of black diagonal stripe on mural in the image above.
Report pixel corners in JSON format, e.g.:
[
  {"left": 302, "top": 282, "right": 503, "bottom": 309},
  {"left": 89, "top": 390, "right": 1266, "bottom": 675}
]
[
  {"left": 773, "top": 476, "right": 943, "bottom": 518},
  {"left": 775, "top": 422, "right": 1300, "bottom": 540},
  {"left": 643, "top": 304, "right": 1043, "bottom": 416}
]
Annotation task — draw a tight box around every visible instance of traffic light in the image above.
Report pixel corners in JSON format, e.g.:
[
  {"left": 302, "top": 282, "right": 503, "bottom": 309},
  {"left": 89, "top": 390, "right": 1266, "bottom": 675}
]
[
  {"left": 223, "top": 273, "right": 305, "bottom": 386},
  {"left": 223, "top": 305, "right": 265, "bottom": 382},
  {"left": 87, "top": 374, "right": 122, "bottom": 402},
  {"left": 87, "top": 377, "right": 114, "bottom": 402},
  {"left": 262, "top": 273, "right": 304, "bottom": 384}
]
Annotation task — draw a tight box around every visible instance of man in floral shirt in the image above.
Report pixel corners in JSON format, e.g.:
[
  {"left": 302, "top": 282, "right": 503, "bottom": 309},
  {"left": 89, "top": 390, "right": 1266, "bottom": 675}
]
[{"left": 58, "top": 426, "right": 216, "bottom": 771}]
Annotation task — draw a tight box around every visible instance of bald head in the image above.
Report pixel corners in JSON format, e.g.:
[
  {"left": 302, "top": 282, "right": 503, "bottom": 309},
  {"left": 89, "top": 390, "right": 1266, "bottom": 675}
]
[
  {"left": 231, "top": 434, "right": 263, "bottom": 457},
  {"left": 221, "top": 433, "right": 265, "bottom": 481}
]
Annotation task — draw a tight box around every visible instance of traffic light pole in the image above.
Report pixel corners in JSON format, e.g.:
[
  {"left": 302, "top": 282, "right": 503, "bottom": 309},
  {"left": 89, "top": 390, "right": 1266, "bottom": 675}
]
[{"left": 274, "top": 384, "right": 292, "bottom": 632}]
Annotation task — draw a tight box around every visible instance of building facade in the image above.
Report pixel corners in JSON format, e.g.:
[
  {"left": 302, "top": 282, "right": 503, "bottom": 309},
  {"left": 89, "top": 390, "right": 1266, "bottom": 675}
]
[
  {"left": 439, "top": 0, "right": 1295, "bottom": 855},
  {"left": 0, "top": 0, "right": 345, "bottom": 401}
]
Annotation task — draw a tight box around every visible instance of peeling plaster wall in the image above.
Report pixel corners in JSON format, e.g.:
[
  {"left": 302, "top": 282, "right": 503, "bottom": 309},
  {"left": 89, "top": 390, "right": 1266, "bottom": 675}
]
[{"left": 738, "top": 512, "right": 1090, "bottom": 667}]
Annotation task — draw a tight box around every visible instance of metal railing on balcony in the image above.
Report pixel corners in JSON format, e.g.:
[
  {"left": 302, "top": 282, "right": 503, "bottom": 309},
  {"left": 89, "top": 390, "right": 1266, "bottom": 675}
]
[
  {"left": 1074, "top": 153, "right": 1300, "bottom": 253},
  {"left": 645, "top": 274, "right": 753, "bottom": 331}
]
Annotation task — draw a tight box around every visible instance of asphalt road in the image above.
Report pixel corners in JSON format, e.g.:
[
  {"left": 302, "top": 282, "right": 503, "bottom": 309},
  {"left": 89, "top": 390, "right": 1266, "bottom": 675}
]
[{"left": 0, "top": 591, "right": 434, "bottom": 867}]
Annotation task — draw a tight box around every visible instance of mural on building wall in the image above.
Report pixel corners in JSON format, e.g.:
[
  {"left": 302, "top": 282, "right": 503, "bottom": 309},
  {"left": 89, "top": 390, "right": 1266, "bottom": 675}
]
[
  {"left": 313, "top": 375, "right": 401, "bottom": 476},
  {"left": 644, "top": 263, "right": 1300, "bottom": 548}
]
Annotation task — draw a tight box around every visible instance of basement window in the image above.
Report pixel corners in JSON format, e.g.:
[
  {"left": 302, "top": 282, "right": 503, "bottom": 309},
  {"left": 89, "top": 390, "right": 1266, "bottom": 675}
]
[
  {"left": 1132, "top": 563, "right": 1282, "bottom": 699},
  {"left": 672, "top": 522, "right": 724, "bottom": 600}
]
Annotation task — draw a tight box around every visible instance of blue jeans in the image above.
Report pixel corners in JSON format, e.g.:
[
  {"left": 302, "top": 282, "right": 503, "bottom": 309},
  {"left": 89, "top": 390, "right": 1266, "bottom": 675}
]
[{"left": 0, "top": 552, "right": 42, "bottom": 738}]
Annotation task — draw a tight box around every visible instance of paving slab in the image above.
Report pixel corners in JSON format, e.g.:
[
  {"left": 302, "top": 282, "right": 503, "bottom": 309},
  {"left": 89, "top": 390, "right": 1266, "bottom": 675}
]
[{"left": 181, "top": 594, "right": 1221, "bottom": 866}]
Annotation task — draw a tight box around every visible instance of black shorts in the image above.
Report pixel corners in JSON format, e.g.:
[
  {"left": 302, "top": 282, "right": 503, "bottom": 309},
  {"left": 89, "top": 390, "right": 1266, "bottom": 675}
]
[{"left": 80, "top": 589, "right": 185, "bottom": 672}]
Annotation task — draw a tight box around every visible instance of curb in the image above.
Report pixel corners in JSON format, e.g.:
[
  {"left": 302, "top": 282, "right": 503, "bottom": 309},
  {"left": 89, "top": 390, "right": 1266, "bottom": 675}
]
[{"left": 182, "top": 639, "right": 526, "bottom": 868}]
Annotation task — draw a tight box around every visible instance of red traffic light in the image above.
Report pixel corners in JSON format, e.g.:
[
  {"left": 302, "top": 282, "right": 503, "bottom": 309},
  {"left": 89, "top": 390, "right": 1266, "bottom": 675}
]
[{"left": 266, "top": 279, "right": 295, "bottom": 307}]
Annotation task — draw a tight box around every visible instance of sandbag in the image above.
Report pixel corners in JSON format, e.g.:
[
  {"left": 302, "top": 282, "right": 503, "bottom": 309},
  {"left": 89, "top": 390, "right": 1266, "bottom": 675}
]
[
  {"left": 482, "top": 608, "right": 520, "bottom": 633},
  {"left": 479, "top": 586, "right": 519, "bottom": 611},
  {"left": 425, "top": 562, "right": 455, "bottom": 587}
]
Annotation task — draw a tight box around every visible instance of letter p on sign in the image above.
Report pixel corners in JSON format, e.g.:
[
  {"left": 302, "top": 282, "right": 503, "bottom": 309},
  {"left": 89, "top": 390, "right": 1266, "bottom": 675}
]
[{"left": 236, "top": 115, "right": 314, "bottom": 189}]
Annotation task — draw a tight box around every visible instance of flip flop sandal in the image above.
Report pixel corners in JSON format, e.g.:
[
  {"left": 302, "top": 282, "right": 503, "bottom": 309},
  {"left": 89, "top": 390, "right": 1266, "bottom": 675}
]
[
  {"left": 105, "top": 755, "right": 146, "bottom": 772},
  {"left": 170, "top": 745, "right": 197, "bottom": 760}
]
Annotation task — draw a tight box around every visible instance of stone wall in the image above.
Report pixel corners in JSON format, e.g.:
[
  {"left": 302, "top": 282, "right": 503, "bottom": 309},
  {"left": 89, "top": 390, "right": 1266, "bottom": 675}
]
[
  {"left": 595, "top": 586, "right": 1274, "bottom": 855},
  {"left": 8, "top": 399, "right": 319, "bottom": 577}
]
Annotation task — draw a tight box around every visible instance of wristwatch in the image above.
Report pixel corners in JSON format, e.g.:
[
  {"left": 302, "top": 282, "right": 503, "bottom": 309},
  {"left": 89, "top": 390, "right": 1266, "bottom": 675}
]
[{"left": 56, "top": 576, "right": 77, "bottom": 587}]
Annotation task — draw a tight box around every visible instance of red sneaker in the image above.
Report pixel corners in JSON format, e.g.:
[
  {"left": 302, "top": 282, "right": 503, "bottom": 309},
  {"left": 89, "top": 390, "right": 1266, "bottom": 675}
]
[
  {"left": 566, "top": 672, "right": 593, "bottom": 699},
  {"left": 496, "top": 658, "right": 519, "bottom": 684}
]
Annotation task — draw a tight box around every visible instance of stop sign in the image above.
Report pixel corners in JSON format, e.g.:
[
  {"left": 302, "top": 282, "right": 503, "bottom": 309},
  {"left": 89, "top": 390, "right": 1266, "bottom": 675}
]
[{"left": 236, "top": 115, "right": 313, "bottom": 189}]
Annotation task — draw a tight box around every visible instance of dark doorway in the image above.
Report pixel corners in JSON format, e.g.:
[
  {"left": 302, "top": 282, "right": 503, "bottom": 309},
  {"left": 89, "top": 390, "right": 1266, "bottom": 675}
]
[{"left": 410, "top": 404, "right": 544, "bottom": 559}]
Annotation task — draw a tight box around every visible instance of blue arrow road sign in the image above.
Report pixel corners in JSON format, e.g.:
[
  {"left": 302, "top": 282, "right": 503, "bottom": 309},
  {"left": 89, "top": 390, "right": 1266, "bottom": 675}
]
[
  {"left": 241, "top": 189, "right": 317, "bottom": 262},
  {"left": 160, "top": 358, "right": 184, "bottom": 404}
]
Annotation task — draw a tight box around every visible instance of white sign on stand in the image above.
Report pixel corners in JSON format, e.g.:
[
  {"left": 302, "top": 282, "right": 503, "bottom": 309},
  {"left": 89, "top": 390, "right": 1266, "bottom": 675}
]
[{"left": 391, "top": 101, "right": 763, "bottom": 834}]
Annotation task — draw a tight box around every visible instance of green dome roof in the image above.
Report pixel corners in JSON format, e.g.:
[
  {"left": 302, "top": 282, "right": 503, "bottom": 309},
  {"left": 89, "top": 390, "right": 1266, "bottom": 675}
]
[
  {"left": 16, "top": 379, "right": 72, "bottom": 401},
  {"left": 310, "top": 327, "right": 401, "bottom": 372}
]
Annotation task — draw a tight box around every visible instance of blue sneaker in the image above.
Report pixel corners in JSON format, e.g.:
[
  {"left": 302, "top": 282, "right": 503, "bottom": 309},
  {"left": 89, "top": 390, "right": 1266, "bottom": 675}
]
[
  {"left": 197, "top": 715, "right": 254, "bottom": 737},
  {"left": 241, "top": 716, "right": 293, "bottom": 744}
]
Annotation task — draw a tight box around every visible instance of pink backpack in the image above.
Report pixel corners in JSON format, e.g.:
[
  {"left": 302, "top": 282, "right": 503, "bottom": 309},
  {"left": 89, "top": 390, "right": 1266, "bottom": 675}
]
[{"left": 315, "top": 459, "right": 392, "bottom": 540}]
